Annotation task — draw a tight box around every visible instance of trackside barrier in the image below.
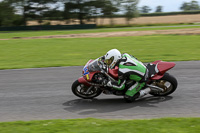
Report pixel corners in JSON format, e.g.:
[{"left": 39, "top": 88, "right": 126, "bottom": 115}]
[{"left": 0, "top": 24, "right": 96, "bottom": 31}]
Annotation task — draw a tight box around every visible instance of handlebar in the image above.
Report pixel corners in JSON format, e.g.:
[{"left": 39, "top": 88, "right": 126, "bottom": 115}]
[
  {"left": 98, "top": 60, "right": 118, "bottom": 83},
  {"left": 98, "top": 60, "right": 107, "bottom": 73}
]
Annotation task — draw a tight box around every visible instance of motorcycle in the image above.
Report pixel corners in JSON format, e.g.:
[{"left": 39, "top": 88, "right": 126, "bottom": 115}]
[{"left": 71, "top": 58, "right": 178, "bottom": 102}]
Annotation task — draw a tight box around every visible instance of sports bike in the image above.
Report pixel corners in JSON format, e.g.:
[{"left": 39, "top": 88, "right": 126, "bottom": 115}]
[{"left": 71, "top": 59, "right": 178, "bottom": 102}]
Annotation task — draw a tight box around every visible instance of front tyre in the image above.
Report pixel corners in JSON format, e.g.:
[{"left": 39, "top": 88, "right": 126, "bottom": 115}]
[
  {"left": 150, "top": 73, "right": 178, "bottom": 96},
  {"left": 71, "top": 80, "right": 102, "bottom": 99}
]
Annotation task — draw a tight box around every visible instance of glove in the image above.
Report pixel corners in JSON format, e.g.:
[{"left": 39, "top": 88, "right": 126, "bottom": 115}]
[
  {"left": 98, "top": 56, "right": 105, "bottom": 62},
  {"left": 98, "top": 61, "right": 107, "bottom": 73}
]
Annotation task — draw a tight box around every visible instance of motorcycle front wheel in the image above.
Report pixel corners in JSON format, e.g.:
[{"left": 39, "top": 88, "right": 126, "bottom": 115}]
[
  {"left": 149, "top": 73, "right": 178, "bottom": 96},
  {"left": 71, "top": 80, "right": 102, "bottom": 99}
]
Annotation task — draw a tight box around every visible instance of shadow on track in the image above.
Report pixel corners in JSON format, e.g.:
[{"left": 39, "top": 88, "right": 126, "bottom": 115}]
[{"left": 63, "top": 96, "right": 173, "bottom": 115}]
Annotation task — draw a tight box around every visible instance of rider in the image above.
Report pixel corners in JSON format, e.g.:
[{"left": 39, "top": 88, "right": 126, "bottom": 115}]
[{"left": 100, "top": 49, "right": 150, "bottom": 102}]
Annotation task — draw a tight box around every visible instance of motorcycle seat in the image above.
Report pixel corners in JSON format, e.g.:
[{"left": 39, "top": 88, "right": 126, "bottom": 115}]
[{"left": 146, "top": 63, "right": 159, "bottom": 78}]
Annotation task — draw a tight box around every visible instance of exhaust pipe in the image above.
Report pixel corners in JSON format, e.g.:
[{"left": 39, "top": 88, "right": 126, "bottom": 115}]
[
  {"left": 146, "top": 84, "right": 164, "bottom": 92},
  {"left": 139, "top": 88, "right": 151, "bottom": 97}
]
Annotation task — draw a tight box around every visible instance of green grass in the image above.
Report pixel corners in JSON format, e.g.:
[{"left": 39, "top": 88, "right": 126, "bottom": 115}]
[
  {"left": 0, "top": 118, "right": 199, "bottom": 133},
  {"left": 0, "top": 25, "right": 200, "bottom": 39},
  {"left": 0, "top": 35, "right": 200, "bottom": 69}
]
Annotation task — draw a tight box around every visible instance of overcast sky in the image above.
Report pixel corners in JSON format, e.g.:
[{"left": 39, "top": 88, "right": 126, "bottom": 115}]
[{"left": 138, "top": 0, "right": 200, "bottom": 12}]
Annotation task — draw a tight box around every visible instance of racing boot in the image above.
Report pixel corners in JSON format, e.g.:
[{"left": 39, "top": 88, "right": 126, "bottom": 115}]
[
  {"left": 138, "top": 88, "right": 151, "bottom": 98},
  {"left": 124, "top": 82, "right": 146, "bottom": 103},
  {"left": 124, "top": 88, "right": 151, "bottom": 103}
]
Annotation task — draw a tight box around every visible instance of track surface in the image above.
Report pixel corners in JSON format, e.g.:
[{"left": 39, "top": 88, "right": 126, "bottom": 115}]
[{"left": 0, "top": 61, "right": 200, "bottom": 122}]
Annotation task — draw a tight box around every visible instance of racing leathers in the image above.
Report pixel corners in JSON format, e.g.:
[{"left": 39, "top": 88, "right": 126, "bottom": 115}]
[{"left": 108, "top": 53, "right": 148, "bottom": 98}]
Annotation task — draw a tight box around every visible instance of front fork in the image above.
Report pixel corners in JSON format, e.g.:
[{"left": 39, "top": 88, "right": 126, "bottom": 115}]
[
  {"left": 78, "top": 77, "right": 103, "bottom": 95},
  {"left": 78, "top": 77, "right": 91, "bottom": 86}
]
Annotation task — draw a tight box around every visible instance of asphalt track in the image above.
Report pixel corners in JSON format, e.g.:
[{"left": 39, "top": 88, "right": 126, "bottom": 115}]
[{"left": 0, "top": 61, "right": 200, "bottom": 122}]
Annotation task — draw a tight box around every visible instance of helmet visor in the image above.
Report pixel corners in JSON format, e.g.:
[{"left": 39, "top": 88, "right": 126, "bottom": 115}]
[{"left": 105, "top": 56, "right": 114, "bottom": 66}]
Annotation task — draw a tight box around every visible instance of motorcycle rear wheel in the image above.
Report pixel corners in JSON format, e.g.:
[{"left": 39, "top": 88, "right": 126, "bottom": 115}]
[
  {"left": 149, "top": 73, "right": 178, "bottom": 96},
  {"left": 71, "top": 80, "right": 102, "bottom": 99}
]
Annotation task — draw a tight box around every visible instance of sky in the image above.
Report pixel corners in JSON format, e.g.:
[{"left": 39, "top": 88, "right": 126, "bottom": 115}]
[{"left": 138, "top": 0, "right": 200, "bottom": 12}]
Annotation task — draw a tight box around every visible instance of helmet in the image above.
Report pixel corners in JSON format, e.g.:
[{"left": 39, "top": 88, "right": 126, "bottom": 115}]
[{"left": 104, "top": 49, "right": 121, "bottom": 69}]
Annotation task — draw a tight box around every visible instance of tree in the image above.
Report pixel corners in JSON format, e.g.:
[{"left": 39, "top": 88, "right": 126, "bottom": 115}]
[
  {"left": 101, "top": 0, "right": 119, "bottom": 25},
  {"left": 0, "top": 1, "right": 22, "bottom": 26},
  {"left": 121, "top": 0, "right": 139, "bottom": 25},
  {"left": 140, "top": 5, "right": 151, "bottom": 13},
  {"left": 86, "top": 0, "right": 105, "bottom": 25},
  {"left": 64, "top": 0, "right": 104, "bottom": 25},
  {"left": 6, "top": 0, "right": 58, "bottom": 25},
  {"left": 180, "top": 2, "right": 190, "bottom": 11},
  {"left": 190, "top": 0, "right": 200, "bottom": 10},
  {"left": 180, "top": 0, "right": 200, "bottom": 11},
  {"left": 42, "top": 10, "right": 63, "bottom": 20},
  {"left": 155, "top": 6, "right": 163, "bottom": 12}
]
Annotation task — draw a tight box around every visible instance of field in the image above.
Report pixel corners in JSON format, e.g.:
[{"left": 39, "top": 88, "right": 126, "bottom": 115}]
[
  {"left": 0, "top": 118, "right": 200, "bottom": 133},
  {"left": 27, "top": 14, "right": 200, "bottom": 26},
  {"left": 0, "top": 34, "right": 200, "bottom": 69},
  {"left": 1, "top": 25, "right": 200, "bottom": 40},
  {"left": 96, "top": 14, "right": 200, "bottom": 25}
]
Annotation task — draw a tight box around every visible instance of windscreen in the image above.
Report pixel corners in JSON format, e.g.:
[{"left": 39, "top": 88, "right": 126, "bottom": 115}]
[{"left": 88, "top": 59, "right": 102, "bottom": 72}]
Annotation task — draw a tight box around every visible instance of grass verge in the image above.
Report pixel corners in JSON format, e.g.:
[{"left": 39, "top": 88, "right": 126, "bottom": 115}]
[
  {"left": 0, "top": 24, "right": 200, "bottom": 39},
  {"left": 0, "top": 118, "right": 200, "bottom": 133},
  {"left": 0, "top": 35, "right": 200, "bottom": 69}
]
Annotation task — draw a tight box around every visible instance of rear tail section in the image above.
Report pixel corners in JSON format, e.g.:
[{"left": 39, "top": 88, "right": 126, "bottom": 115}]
[{"left": 151, "top": 61, "right": 175, "bottom": 80}]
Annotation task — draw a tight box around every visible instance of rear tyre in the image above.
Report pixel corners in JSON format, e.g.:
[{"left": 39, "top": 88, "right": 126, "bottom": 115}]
[
  {"left": 149, "top": 73, "right": 178, "bottom": 96},
  {"left": 71, "top": 80, "right": 102, "bottom": 99}
]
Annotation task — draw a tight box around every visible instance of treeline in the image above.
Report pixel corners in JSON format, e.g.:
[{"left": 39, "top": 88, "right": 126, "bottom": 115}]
[
  {"left": 139, "top": 0, "right": 200, "bottom": 14},
  {"left": 140, "top": 10, "right": 200, "bottom": 17},
  {"left": 1, "top": 0, "right": 200, "bottom": 27},
  {"left": 0, "top": 0, "right": 139, "bottom": 26}
]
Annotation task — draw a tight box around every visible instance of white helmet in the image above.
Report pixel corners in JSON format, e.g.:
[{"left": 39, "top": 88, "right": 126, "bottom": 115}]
[{"left": 104, "top": 49, "right": 121, "bottom": 69}]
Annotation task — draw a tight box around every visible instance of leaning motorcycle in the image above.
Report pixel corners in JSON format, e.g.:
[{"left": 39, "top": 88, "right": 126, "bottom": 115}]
[{"left": 71, "top": 58, "right": 178, "bottom": 102}]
